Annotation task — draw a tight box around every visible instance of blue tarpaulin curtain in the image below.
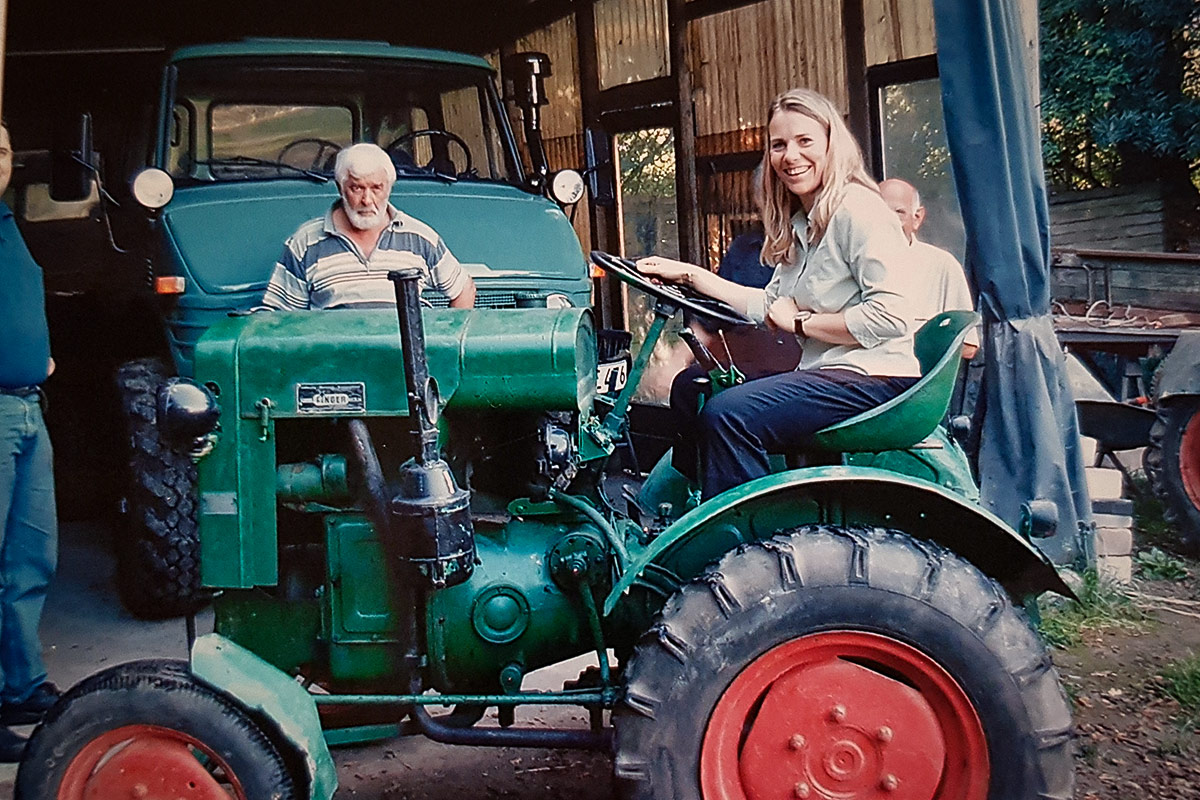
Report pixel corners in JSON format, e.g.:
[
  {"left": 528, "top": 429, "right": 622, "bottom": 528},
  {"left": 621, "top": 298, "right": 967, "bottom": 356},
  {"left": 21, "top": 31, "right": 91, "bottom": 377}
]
[{"left": 932, "top": 0, "right": 1093, "bottom": 565}]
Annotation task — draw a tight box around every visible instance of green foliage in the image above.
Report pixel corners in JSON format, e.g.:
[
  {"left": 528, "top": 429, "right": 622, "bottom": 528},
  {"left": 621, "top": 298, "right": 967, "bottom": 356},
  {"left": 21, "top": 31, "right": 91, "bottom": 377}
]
[
  {"left": 1038, "top": 569, "right": 1146, "bottom": 648},
  {"left": 1135, "top": 547, "right": 1191, "bottom": 581},
  {"left": 617, "top": 128, "right": 676, "bottom": 197},
  {"left": 1040, "top": 0, "right": 1200, "bottom": 188},
  {"left": 1159, "top": 653, "right": 1200, "bottom": 724}
]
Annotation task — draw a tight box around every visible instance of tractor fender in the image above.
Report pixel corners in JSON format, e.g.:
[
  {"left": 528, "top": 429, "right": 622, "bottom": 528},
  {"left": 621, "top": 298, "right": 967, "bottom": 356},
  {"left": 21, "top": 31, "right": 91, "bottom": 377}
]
[
  {"left": 1157, "top": 330, "right": 1200, "bottom": 401},
  {"left": 191, "top": 633, "right": 338, "bottom": 800},
  {"left": 604, "top": 466, "right": 1070, "bottom": 616}
]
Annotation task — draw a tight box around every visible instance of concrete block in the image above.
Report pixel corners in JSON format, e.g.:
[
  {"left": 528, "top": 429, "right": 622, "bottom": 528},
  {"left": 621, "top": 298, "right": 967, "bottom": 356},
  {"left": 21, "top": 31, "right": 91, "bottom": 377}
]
[
  {"left": 1093, "top": 498, "right": 1134, "bottom": 516},
  {"left": 1094, "top": 526, "right": 1133, "bottom": 556},
  {"left": 1078, "top": 436, "right": 1098, "bottom": 465},
  {"left": 1096, "top": 554, "right": 1133, "bottom": 584},
  {"left": 1092, "top": 512, "right": 1134, "bottom": 529},
  {"left": 1085, "top": 467, "right": 1124, "bottom": 500}
]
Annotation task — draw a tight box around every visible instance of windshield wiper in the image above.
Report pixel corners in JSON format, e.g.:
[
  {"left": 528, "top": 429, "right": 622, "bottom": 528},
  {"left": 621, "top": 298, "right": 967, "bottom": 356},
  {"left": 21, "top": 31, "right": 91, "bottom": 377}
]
[{"left": 196, "top": 156, "right": 329, "bottom": 183}]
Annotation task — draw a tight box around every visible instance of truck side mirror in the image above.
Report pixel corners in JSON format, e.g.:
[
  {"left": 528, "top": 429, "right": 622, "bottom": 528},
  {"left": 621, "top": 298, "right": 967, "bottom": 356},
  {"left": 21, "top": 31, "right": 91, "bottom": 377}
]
[
  {"left": 503, "top": 52, "right": 552, "bottom": 191},
  {"left": 584, "top": 126, "right": 615, "bottom": 207},
  {"left": 50, "top": 112, "right": 96, "bottom": 203}
]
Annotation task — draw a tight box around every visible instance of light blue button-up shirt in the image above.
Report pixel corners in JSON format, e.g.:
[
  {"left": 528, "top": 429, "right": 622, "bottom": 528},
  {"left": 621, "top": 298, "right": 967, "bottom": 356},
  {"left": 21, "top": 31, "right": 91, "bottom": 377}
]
[{"left": 750, "top": 184, "right": 921, "bottom": 377}]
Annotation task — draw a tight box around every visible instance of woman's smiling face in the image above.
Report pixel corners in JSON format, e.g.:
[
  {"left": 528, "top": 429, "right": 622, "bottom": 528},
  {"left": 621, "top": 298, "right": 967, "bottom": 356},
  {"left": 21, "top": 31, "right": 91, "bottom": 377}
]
[{"left": 768, "top": 110, "right": 829, "bottom": 212}]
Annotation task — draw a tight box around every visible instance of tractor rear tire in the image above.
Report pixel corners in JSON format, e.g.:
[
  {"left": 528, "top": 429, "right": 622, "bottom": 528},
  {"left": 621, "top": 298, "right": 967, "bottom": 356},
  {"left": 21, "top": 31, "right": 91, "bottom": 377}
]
[
  {"left": 115, "top": 358, "right": 205, "bottom": 619},
  {"left": 1143, "top": 397, "right": 1200, "bottom": 555},
  {"left": 614, "top": 526, "right": 1073, "bottom": 800},
  {"left": 16, "top": 659, "right": 299, "bottom": 799}
]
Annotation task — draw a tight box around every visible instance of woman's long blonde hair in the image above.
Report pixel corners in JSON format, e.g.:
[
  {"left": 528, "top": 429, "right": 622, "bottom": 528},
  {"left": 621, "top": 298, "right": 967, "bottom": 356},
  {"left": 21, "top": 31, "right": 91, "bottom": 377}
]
[{"left": 759, "top": 88, "right": 877, "bottom": 267}]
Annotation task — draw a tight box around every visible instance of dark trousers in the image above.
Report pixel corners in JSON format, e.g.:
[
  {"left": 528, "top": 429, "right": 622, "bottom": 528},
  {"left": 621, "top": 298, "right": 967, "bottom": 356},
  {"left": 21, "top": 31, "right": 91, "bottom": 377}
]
[{"left": 671, "top": 367, "right": 916, "bottom": 500}]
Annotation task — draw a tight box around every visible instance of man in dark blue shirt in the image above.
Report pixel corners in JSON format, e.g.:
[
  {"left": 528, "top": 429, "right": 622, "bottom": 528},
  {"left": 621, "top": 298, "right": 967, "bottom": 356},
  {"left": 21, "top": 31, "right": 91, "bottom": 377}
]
[{"left": 0, "top": 122, "right": 61, "bottom": 761}]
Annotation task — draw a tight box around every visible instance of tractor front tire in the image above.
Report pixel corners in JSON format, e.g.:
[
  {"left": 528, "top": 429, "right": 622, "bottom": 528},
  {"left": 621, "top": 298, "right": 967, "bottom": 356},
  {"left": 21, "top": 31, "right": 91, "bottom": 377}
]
[
  {"left": 614, "top": 526, "right": 1073, "bottom": 800},
  {"left": 16, "top": 659, "right": 299, "bottom": 799},
  {"left": 115, "top": 358, "right": 204, "bottom": 618},
  {"left": 1143, "top": 397, "right": 1200, "bottom": 555}
]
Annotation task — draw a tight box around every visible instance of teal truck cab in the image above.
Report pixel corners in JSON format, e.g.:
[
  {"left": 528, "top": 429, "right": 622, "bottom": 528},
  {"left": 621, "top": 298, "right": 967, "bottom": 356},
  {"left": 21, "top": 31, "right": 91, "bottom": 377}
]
[{"left": 83, "top": 40, "right": 594, "bottom": 618}]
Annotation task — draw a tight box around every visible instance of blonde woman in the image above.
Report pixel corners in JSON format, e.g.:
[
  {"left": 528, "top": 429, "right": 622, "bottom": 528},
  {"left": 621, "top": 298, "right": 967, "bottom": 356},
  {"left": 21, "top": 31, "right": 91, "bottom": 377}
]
[{"left": 640, "top": 88, "right": 920, "bottom": 499}]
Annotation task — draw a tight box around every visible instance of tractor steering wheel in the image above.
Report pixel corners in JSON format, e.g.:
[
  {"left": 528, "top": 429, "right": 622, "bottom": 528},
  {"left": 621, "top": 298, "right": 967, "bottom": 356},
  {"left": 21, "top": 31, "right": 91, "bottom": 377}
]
[
  {"left": 384, "top": 129, "right": 474, "bottom": 177},
  {"left": 589, "top": 251, "right": 754, "bottom": 328},
  {"left": 277, "top": 138, "right": 343, "bottom": 173}
]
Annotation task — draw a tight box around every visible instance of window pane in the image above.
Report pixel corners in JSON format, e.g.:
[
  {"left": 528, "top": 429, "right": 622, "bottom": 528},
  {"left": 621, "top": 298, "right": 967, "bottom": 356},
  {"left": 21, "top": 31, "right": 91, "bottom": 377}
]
[
  {"left": 211, "top": 104, "right": 353, "bottom": 163},
  {"left": 617, "top": 127, "right": 686, "bottom": 406},
  {"left": 879, "top": 78, "right": 965, "bottom": 261}
]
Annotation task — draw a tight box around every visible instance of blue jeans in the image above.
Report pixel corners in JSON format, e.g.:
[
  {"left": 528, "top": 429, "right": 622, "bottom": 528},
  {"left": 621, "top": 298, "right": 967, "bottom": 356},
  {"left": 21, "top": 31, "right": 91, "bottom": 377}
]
[
  {"left": 698, "top": 369, "right": 916, "bottom": 499},
  {"left": 0, "top": 394, "right": 56, "bottom": 703}
]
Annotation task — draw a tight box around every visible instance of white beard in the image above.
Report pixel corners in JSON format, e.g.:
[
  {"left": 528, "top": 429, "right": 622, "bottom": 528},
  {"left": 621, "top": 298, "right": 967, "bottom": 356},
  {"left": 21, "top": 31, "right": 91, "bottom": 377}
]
[{"left": 345, "top": 204, "right": 388, "bottom": 230}]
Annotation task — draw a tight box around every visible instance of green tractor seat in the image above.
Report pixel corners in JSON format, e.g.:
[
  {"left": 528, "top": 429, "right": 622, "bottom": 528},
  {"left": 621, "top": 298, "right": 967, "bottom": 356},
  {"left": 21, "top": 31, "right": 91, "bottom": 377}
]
[{"left": 809, "top": 310, "right": 980, "bottom": 454}]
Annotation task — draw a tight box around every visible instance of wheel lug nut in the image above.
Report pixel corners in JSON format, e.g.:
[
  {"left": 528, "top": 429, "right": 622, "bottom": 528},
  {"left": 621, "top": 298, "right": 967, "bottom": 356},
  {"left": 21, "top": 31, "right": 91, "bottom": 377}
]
[
  {"left": 794, "top": 781, "right": 811, "bottom": 798},
  {"left": 875, "top": 725, "right": 893, "bottom": 742},
  {"left": 881, "top": 774, "right": 899, "bottom": 792},
  {"left": 788, "top": 734, "right": 807, "bottom": 750},
  {"left": 828, "top": 704, "right": 846, "bottom": 722}
]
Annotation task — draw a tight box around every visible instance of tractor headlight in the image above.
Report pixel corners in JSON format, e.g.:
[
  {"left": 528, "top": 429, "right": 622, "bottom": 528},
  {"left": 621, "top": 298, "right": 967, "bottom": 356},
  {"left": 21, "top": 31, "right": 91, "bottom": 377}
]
[
  {"left": 545, "top": 293, "right": 572, "bottom": 309},
  {"left": 157, "top": 378, "right": 221, "bottom": 457}
]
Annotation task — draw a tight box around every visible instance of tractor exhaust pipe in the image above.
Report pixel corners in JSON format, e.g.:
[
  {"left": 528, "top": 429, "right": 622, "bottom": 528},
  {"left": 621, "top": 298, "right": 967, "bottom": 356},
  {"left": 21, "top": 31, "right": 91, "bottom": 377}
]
[{"left": 386, "top": 269, "right": 476, "bottom": 591}]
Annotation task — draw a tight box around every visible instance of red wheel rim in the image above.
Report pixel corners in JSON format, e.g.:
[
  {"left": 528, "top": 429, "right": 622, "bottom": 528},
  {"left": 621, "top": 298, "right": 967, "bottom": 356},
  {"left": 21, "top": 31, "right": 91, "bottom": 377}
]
[
  {"left": 700, "top": 631, "right": 988, "bottom": 800},
  {"left": 58, "top": 724, "right": 247, "bottom": 800},
  {"left": 1179, "top": 410, "right": 1200, "bottom": 510}
]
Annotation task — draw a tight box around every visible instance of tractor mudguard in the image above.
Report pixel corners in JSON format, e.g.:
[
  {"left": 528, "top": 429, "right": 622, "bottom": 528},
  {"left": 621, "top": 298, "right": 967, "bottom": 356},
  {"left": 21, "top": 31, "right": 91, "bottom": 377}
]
[
  {"left": 604, "top": 466, "right": 1070, "bottom": 616},
  {"left": 191, "top": 633, "right": 338, "bottom": 800},
  {"left": 1156, "top": 330, "right": 1200, "bottom": 401}
]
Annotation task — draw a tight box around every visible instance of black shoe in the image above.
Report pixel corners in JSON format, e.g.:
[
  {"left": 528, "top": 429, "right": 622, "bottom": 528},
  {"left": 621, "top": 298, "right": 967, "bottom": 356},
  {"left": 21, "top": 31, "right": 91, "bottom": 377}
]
[
  {"left": 0, "top": 727, "right": 27, "bottom": 762},
  {"left": 0, "top": 682, "right": 61, "bottom": 725}
]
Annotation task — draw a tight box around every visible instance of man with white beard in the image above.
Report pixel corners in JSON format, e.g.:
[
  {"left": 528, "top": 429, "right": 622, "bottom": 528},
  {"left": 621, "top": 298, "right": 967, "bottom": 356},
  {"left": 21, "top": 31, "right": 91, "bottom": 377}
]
[{"left": 261, "top": 143, "right": 476, "bottom": 310}]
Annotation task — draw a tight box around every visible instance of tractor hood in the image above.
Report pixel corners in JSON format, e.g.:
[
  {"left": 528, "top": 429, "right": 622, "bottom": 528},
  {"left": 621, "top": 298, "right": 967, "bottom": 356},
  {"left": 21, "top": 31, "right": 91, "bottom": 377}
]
[
  {"left": 160, "top": 179, "right": 589, "bottom": 296},
  {"left": 195, "top": 307, "right": 598, "bottom": 418}
]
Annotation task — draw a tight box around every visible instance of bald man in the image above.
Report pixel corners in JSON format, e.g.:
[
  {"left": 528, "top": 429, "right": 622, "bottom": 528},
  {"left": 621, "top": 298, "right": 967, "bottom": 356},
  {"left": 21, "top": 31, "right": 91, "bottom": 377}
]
[{"left": 879, "top": 178, "right": 978, "bottom": 359}]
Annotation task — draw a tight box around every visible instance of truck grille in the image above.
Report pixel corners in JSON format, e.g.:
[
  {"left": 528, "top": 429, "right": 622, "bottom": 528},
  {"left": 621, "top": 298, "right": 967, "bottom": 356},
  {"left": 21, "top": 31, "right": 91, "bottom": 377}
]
[{"left": 424, "top": 291, "right": 518, "bottom": 309}]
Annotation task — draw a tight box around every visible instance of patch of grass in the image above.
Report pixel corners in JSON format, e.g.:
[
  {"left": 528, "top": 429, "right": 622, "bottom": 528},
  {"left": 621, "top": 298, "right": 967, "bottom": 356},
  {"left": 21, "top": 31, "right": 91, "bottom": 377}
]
[
  {"left": 1136, "top": 547, "right": 1191, "bottom": 581},
  {"left": 1039, "top": 569, "right": 1147, "bottom": 649},
  {"left": 1160, "top": 653, "right": 1200, "bottom": 725}
]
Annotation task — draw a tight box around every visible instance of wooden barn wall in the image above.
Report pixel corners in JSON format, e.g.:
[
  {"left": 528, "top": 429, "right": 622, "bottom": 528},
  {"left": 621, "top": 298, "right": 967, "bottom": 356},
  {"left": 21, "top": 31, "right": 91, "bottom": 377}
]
[
  {"left": 595, "top": 0, "right": 670, "bottom": 90},
  {"left": 862, "top": 0, "right": 936, "bottom": 67},
  {"left": 514, "top": 15, "right": 591, "bottom": 245},
  {"left": 687, "top": 0, "right": 849, "bottom": 268},
  {"left": 688, "top": 0, "right": 850, "bottom": 157}
]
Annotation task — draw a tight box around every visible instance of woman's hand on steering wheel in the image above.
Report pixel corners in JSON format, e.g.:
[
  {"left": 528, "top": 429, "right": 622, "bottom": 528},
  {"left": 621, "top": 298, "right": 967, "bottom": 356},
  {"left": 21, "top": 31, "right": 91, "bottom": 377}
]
[{"left": 636, "top": 256, "right": 698, "bottom": 288}]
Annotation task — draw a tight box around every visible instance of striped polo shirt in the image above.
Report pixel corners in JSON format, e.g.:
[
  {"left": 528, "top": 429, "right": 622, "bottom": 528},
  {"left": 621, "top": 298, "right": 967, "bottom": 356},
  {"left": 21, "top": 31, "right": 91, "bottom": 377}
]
[{"left": 261, "top": 202, "right": 470, "bottom": 310}]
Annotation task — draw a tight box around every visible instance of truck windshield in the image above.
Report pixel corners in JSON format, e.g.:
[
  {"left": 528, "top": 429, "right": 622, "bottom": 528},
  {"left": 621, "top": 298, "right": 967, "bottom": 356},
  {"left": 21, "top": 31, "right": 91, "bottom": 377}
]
[{"left": 165, "top": 57, "right": 518, "bottom": 184}]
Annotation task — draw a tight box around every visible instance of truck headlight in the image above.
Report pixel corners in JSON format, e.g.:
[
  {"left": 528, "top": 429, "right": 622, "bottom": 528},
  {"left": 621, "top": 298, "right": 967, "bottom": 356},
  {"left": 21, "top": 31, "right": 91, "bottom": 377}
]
[
  {"left": 546, "top": 293, "right": 572, "bottom": 309},
  {"left": 157, "top": 378, "right": 221, "bottom": 457}
]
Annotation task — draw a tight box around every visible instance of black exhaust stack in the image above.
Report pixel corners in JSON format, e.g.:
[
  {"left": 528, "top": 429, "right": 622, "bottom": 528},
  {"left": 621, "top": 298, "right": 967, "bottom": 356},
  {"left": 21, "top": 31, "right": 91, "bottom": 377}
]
[{"left": 387, "top": 269, "right": 475, "bottom": 589}]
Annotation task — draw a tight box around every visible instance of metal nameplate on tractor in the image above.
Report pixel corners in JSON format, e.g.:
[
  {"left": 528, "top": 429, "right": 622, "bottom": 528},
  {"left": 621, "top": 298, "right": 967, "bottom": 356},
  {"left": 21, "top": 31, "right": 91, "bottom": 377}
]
[{"left": 296, "top": 382, "right": 367, "bottom": 414}]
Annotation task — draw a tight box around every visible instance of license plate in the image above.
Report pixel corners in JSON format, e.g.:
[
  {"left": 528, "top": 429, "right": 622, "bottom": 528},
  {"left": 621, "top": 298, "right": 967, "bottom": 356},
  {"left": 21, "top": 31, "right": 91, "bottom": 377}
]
[{"left": 597, "top": 359, "right": 629, "bottom": 395}]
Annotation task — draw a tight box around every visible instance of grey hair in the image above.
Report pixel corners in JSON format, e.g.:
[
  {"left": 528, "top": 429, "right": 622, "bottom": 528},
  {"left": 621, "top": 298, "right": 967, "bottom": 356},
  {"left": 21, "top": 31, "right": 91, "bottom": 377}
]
[{"left": 334, "top": 143, "right": 397, "bottom": 186}]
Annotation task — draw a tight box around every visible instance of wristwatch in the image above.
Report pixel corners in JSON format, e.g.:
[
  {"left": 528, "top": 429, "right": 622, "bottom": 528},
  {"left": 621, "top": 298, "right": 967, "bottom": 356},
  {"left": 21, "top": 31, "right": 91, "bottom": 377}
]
[{"left": 794, "top": 310, "right": 813, "bottom": 336}]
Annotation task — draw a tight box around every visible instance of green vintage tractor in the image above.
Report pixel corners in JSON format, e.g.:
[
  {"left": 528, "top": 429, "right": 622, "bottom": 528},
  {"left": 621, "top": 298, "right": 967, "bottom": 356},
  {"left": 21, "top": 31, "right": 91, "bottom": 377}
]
[{"left": 17, "top": 258, "right": 1074, "bottom": 800}]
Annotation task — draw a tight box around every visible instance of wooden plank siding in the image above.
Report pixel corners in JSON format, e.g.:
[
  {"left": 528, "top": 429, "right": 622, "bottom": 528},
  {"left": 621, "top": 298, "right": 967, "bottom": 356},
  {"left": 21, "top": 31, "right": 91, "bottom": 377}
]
[
  {"left": 862, "top": 0, "right": 936, "bottom": 66},
  {"left": 595, "top": 0, "right": 671, "bottom": 90},
  {"left": 1048, "top": 184, "right": 1166, "bottom": 253},
  {"left": 1052, "top": 250, "right": 1200, "bottom": 312}
]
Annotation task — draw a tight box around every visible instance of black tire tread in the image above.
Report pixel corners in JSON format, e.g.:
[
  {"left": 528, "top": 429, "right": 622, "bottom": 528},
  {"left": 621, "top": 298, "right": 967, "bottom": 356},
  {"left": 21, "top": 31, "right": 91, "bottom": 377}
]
[
  {"left": 1143, "top": 398, "right": 1200, "bottom": 555},
  {"left": 615, "top": 526, "right": 1074, "bottom": 800},
  {"left": 16, "top": 659, "right": 297, "bottom": 799},
  {"left": 115, "top": 358, "right": 205, "bottom": 618}
]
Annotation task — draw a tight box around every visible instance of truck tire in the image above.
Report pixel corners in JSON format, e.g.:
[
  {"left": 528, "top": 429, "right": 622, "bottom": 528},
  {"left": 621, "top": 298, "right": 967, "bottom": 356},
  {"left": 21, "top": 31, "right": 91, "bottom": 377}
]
[
  {"left": 1143, "top": 397, "right": 1200, "bottom": 555},
  {"left": 614, "top": 526, "right": 1073, "bottom": 800},
  {"left": 16, "top": 659, "right": 299, "bottom": 799},
  {"left": 115, "top": 358, "right": 205, "bottom": 618}
]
